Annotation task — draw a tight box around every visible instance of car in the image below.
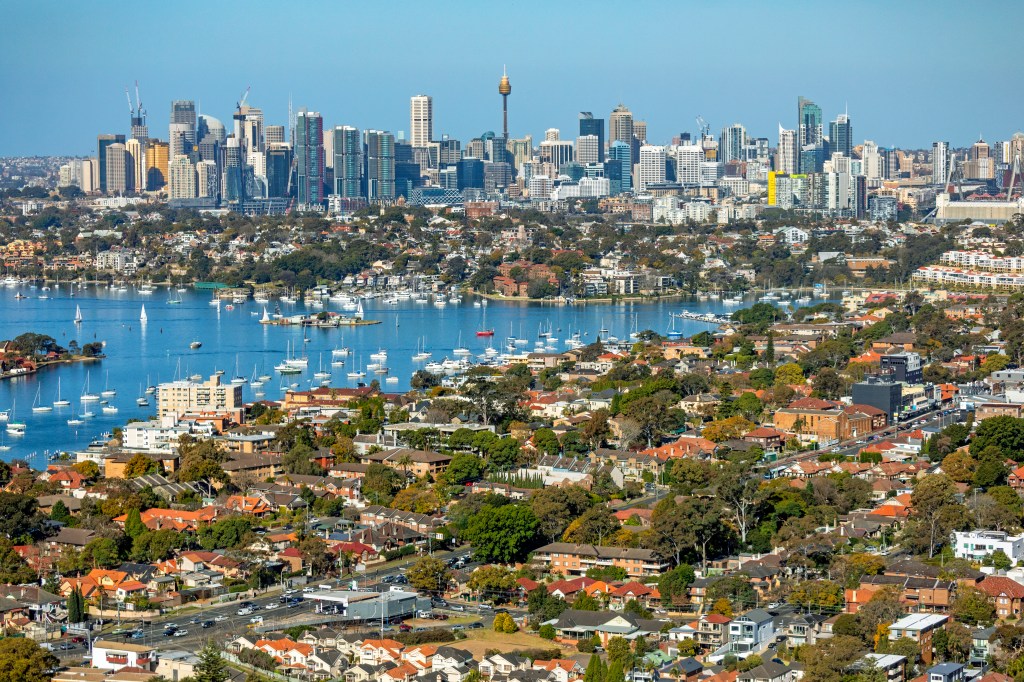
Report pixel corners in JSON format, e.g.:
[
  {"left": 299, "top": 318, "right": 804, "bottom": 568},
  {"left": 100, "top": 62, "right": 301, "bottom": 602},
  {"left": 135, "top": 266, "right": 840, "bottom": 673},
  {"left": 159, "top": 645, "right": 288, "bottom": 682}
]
[
  {"left": 468, "top": 622, "right": 484, "bottom": 629},
  {"left": 494, "top": 607, "right": 508, "bottom": 614},
  {"left": 477, "top": 603, "right": 493, "bottom": 610},
  {"left": 202, "top": 621, "right": 214, "bottom": 628},
  {"left": 302, "top": 587, "right": 315, "bottom": 593},
  {"left": 284, "top": 589, "right": 296, "bottom": 595},
  {"left": 163, "top": 628, "right": 177, "bottom": 637},
  {"left": 432, "top": 613, "right": 449, "bottom": 621},
  {"left": 214, "top": 615, "right": 228, "bottom": 622},
  {"left": 393, "top": 575, "right": 408, "bottom": 584},
  {"left": 416, "top": 610, "right": 432, "bottom": 619},
  {"left": 237, "top": 608, "right": 252, "bottom": 616},
  {"left": 451, "top": 625, "right": 465, "bottom": 631},
  {"left": 58, "top": 642, "right": 75, "bottom": 650},
  {"left": 265, "top": 603, "right": 278, "bottom": 610},
  {"left": 70, "top": 636, "right": 85, "bottom": 644},
  {"left": 250, "top": 616, "right": 263, "bottom": 624},
  {"left": 173, "top": 630, "right": 188, "bottom": 637},
  {"left": 431, "top": 598, "right": 448, "bottom": 608},
  {"left": 413, "top": 626, "right": 426, "bottom": 632},
  {"left": 164, "top": 623, "right": 178, "bottom": 629},
  {"left": 449, "top": 604, "right": 465, "bottom": 612},
  {"left": 189, "top": 617, "right": 201, "bottom": 624},
  {"left": 130, "top": 631, "right": 145, "bottom": 640},
  {"left": 399, "top": 624, "right": 412, "bottom": 632}
]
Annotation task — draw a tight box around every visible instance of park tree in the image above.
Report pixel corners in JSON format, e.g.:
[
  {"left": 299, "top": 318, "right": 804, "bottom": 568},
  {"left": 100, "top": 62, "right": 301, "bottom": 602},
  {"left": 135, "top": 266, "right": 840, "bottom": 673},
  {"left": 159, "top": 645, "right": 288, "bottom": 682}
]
[
  {"left": 910, "top": 474, "right": 965, "bottom": 558},
  {"left": 0, "top": 638, "right": 58, "bottom": 682},
  {"left": 194, "top": 640, "right": 230, "bottom": 682},
  {"left": 406, "top": 556, "right": 451, "bottom": 594},
  {"left": 465, "top": 505, "right": 539, "bottom": 563},
  {"left": 124, "top": 508, "right": 146, "bottom": 539}
]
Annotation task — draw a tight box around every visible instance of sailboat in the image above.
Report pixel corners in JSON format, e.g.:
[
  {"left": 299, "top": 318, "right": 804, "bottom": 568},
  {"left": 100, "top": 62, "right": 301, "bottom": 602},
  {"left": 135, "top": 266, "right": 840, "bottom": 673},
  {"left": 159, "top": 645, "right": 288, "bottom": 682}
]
[
  {"left": 230, "top": 356, "right": 247, "bottom": 384},
  {"left": 73, "top": 305, "right": 82, "bottom": 324},
  {"left": 453, "top": 331, "right": 470, "bottom": 356},
  {"left": 251, "top": 365, "right": 264, "bottom": 388},
  {"left": 412, "top": 337, "right": 431, "bottom": 362},
  {"left": 100, "top": 371, "right": 116, "bottom": 398},
  {"left": 168, "top": 290, "right": 182, "bottom": 305},
  {"left": 80, "top": 372, "right": 100, "bottom": 402},
  {"left": 331, "top": 336, "right": 351, "bottom": 359},
  {"left": 53, "top": 378, "right": 70, "bottom": 407},
  {"left": 31, "top": 384, "right": 52, "bottom": 413},
  {"left": 136, "top": 383, "right": 149, "bottom": 407},
  {"left": 6, "top": 400, "right": 25, "bottom": 435},
  {"left": 346, "top": 354, "right": 366, "bottom": 379},
  {"left": 140, "top": 304, "right": 148, "bottom": 323},
  {"left": 314, "top": 354, "right": 331, "bottom": 381},
  {"left": 476, "top": 305, "right": 493, "bottom": 336}
]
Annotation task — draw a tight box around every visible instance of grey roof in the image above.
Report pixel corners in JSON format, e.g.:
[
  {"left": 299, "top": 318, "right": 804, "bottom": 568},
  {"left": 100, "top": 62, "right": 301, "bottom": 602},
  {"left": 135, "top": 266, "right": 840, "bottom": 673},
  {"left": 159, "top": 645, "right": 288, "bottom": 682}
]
[
  {"left": 738, "top": 661, "right": 793, "bottom": 681},
  {"left": 737, "top": 608, "right": 773, "bottom": 624}
]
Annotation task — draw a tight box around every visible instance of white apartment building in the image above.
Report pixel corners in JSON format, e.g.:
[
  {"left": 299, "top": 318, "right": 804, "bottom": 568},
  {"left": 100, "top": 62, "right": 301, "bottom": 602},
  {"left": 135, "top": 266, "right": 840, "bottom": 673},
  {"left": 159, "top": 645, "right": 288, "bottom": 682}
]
[
  {"left": 157, "top": 374, "right": 243, "bottom": 420},
  {"left": 953, "top": 530, "right": 1024, "bottom": 562},
  {"left": 637, "top": 145, "right": 666, "bottom": 191}
]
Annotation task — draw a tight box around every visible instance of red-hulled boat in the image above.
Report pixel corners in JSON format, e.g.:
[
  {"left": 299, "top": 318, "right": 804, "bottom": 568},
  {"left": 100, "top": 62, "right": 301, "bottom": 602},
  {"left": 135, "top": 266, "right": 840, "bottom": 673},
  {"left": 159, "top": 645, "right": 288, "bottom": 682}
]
[{"left": 475, "top": 329, "right": 494, "bottom": 337}]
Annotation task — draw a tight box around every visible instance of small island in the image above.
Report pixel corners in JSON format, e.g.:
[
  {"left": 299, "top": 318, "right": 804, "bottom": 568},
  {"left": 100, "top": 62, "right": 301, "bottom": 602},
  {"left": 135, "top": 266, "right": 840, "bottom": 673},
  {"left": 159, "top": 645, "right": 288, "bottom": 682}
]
[{"left": 0, "top": 332, "right": 104, "bottom": 380}]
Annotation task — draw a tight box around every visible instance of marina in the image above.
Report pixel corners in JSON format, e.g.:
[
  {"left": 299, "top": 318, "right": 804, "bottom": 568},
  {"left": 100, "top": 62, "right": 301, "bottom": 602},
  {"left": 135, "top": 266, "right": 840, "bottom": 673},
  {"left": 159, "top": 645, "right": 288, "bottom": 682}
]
[{"left": 0, "top": 282, "right": 832, "bottom": 460}]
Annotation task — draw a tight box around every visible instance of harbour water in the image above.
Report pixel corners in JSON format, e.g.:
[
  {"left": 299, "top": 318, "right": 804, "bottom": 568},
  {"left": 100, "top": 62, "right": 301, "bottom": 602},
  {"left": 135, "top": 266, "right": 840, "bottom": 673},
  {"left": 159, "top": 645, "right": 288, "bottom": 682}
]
[{"left": 0, "top": 283, "right": 824, "bottom": 461}]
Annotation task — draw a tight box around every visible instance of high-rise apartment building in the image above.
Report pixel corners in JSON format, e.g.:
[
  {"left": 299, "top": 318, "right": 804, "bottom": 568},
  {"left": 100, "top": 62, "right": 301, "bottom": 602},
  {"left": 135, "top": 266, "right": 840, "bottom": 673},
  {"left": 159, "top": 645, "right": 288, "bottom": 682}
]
[
  {"left": 156, "top": 375, "right": 243, "bottom": 421},
  {"left": 829, "top": 114, "right": 853, "bottom": 158},
  {"left": 196, "top": 160, "right": 219, "bottom": 199},
  {"left": 363, "top": 130, "right": 395, "bottom": 200},
  {"left": 124, "top": 138, "right": 145, "bottom": 192},
  {"left": 797, "top": 96, "right": 823, "bottom": 147},
  {"left": 637, "top": 145, "right": 666, "bottom": 191},
  {"left": 333, "top": 126, "right": 362, "bottom": 198},
  {"left": 295, "top": 110, "right": 325, "bottom": 207},
  {"left": 932, "top": 141, "right": 950, "bottom": 185},
  {"left": 861, "top": 141, "right": 885, "bottom": 180},
  {"left": 776, "top": 126, "right": 798, "bottom": 175},
  {"left": 97, "top": 134, "right": 125, "bottom": 193},
  {"left": 719, "top": 123, "right": 747, "bottom": 164},
  {"left": 169, "top": 100, "right": 197, "bottom": 159},
  {"left": 104, "top": 142, "right": 128, "bottom": 194},
  {"left": 671, "top": 144, "right": 704, "bottom": 185},
  {"left": 168, "top": 155, "right": 197, "bottom": 199},
  {"left": 266, "top": 144, "right": 292, "bottom": 198},
  {"left": 410, "top": 95, "right": 433, "bottom": 148},
  {"left": 579, "top": 113, "right": 604, "bottom": 162}
]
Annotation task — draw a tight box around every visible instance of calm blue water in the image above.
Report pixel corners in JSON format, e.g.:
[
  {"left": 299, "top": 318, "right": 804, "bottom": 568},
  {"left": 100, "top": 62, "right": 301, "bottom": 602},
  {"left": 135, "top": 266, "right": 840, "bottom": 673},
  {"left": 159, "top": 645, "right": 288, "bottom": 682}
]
[{"left": 0, "top": 284, "right": 815, "bottom": 461}]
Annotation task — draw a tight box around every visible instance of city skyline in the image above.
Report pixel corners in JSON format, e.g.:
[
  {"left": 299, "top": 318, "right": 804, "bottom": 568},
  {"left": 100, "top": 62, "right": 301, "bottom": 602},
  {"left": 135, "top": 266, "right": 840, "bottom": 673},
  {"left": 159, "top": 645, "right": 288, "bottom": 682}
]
[{"left": 2, "top": 0, "right": 1023, "bottom": 157}]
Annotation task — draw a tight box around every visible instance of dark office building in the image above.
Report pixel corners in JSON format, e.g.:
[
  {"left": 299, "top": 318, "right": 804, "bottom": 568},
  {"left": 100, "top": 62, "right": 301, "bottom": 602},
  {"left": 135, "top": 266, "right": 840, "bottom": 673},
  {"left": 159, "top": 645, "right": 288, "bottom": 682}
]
[
  {"left": 852, "top": 376, "right": 903, "bottom": 420},
  {"left": 880, "top": 352, "right": 922, "bottom": 383},
  {"left": 579, "top": 112, "right": 605, "bottom": 162},
  {"left": 395, "top": 162, "right": 423, "bottom": 198},
  {"left": 456, "top": 158, "right": 484, "bottom": 190},
  {"left": 266, "top": 146, "right": 293, "bottom": 198}
]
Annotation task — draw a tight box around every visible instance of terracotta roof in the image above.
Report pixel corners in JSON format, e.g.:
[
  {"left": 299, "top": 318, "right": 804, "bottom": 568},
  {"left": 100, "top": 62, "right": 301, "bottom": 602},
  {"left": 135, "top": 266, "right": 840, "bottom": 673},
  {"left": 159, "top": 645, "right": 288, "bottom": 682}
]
[{"left": 978, "top": 576, "right": 1024, "bottom": 599}]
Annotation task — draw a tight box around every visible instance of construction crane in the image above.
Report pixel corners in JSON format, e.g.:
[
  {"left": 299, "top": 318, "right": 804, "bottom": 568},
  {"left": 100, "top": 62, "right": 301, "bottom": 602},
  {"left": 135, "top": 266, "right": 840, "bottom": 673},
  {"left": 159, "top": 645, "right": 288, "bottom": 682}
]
[
  {"left": 134, "top": 80, "right": 145, "bottom": 122},
  {"left": 1006, "top": 154, "right": 1022, "bottom": 199},
  {"left": 124, "top": 86, "right": 134, "bottom": 116},
  {"left": 695, "top": 115, "right": 710, "bottom": 138},
  {"left": 237, "top": 85, "right": 251, "bottom": 112}
]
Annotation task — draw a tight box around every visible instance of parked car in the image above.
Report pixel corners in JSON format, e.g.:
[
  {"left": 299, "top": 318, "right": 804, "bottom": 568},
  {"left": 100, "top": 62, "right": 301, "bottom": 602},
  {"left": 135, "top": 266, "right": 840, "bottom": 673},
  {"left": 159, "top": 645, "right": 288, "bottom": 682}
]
[
  {"left": 399, "top": 624, "right": 412, "bottom": 632},
  {"left": 449, "top": 604, "right": 465, "bottom": 612},
  {"left": 432, "top": 613, "right": 449, "bottom": 621},
  {"left": 468, "top": 622, "right": 484, "bottom": 629},
  {"left": 173, "top": 630, "right": 188, "bottom": 637},
  {"left": 130, "top": 631, "right": 144, "bottom": 640},
  {"left": 70, "top": 636, "right": 85, "bottom": 644}
]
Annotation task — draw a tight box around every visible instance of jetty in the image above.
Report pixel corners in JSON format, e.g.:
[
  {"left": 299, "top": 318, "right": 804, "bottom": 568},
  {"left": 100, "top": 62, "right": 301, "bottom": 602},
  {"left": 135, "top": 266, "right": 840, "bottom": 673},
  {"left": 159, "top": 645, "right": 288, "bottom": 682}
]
[
  {"left": 259, "top": 313, "right": 381, "bottom": 328},
  {"left": 670, "top": 310, "right": 733, "bottom": 325}
]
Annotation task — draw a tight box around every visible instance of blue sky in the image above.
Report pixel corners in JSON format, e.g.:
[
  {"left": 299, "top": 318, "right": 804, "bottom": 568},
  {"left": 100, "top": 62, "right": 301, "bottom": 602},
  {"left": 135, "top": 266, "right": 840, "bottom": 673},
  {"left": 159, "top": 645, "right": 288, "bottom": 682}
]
[{"left": 1, "top": 0, "right": 1020, "bottom": 156}]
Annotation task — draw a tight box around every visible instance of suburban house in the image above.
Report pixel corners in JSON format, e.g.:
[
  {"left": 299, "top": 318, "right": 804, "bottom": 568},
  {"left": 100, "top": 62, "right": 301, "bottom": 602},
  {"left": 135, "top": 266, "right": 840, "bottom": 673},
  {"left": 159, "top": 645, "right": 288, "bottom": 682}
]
[{"left": 532, "top": 542, "right": 670, "bottom": 579}]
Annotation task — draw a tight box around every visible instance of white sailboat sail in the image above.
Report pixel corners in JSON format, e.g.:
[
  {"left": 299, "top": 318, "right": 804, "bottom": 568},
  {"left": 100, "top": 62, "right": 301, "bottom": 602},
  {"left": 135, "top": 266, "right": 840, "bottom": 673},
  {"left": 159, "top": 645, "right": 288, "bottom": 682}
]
[{"left": 140, "top": 304, "right": 148, "bottom": 323}]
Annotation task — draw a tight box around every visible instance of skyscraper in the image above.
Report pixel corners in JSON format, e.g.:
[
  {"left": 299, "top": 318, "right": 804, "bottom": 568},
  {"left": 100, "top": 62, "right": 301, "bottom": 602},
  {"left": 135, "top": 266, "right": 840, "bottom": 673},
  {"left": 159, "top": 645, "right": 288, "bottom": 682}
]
[
  {"left": 295, "top": 110, "right": 325, "bottom": 207},
  {"left": 145, "top": 140, "right": 168, "bottom": 190},
  {"left": 776, "top": 126, "right": 797, "bottom": 175},
  {"left": 719, "top": 123, "right": 747, "bottom": 164},
  {"left": 266, "top": 125, "right": 286, "bottom": 146},
  {"left": 125, "top": 138, "right": 145, "bottom": 192},
  {"left": 579, "top": 112, "right": 604, "bottom": 162},
  {"left": 104, "top": 142, "right": 128, "bottom": 194},
  {"left": 797, "top": 96, "right": 823, "bottom": 147},
  {"left": 932, "top": 141, "right": 950, "bottom": 185},
  {"left": 410, "top": 95, "right": 433, "bottom": 148},
  {"left": 637, "top": 145, "right": 666, "bottom": 192},
  {"left": 169, "top": 100, "right": 197, "bottom": 159},
  {"left": 498, "top": 69, "right": 511, "bottom": 139},
  {"left": 363, "top": 130, "right": 395, "bottom": 200},
  {"left": 829, "top": 114, "right": 853, "bottom": 158},
  {"left": 333, "top": 126, "right": 362, "bottom": 198},
  {"left": 196, "top": 160, "right": 219, "bottom": 199},
  {"left": 97, "top": 134, "right": 125, "bottom": 193},
  {"left": 168, "top": 155, "right": 197, "bottom": 200},
  {"left": 610, "top": 104, "right": 634, "bottom": 165},
  {"left": 266, "top": 144, "right": 292, "bottom": 198},
  {"left": 609, "top": 140, "right": 632, "bottom": 193},
  {"left": 575, "top": 135, "right": 600, "bottom": 165}
]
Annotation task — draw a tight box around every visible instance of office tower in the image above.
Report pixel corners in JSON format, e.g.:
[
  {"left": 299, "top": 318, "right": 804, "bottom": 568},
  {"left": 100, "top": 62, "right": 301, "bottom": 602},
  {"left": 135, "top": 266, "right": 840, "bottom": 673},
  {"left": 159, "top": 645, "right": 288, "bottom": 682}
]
[
  {"left": 410, "top": 95, "right": 433, "bottom": 148},
  {"left": 634, "top": 121, "right": 647, "bottom": 144},
  {"left": 266, "top": 144, "right": 292, "bottom": 198},
  {"left": 508, "top": 136, "right": 532, "bottom": 172},
  {"left": 97, "top": 134, "right": 125, "bottom": 193},
  {"left": 439, "top": 166, "right": 459, "bottom": 190},
  {"left": 237, "top": 106, "right": 263, "bottom": 155},
  {"left": 719, "top": 123, "right": 747, "bottom": 164},
  {"left": 197, "top": 115, "right": 227, "bottom": 144},
  {"left": 829, "top": 114, "right": 852, "bottom": 158},
  {"left": 169, "top": 123, "right": 194, "bottom": 160},
  {"left": 671, "top": 144, "right": 703, "bottom": 185},
  {"left": 333, "top": 126, "right": 362, "bottom": 198},
  {"left": 932, "top": 141, "right": 950, "bottom": 185},
  {"left": 104, "top": 143, "right": 128, "bottom": 194},
  {"left": 465, "top": 138, "right": 485, "bottom": 159},
  {"left": 168, "top": 155, "right": 197, "bottom": 199},
  {"left": 963, "top": 138, "right": 994, "bottom": 180},
  {"left": 171, "top": 99, "right": 196, "bottom": 127},
  {"left": 576, "top": 135, "right": 600, "bottom": 165},
  {"left": 610, "top": 104, "right": 634, "bottom": 162},
  {"left": 498, "top": 69, "right": 511, "bottom": 139},
  {"left": 609, "top": 140, "right": 632, "bottom": 193},
  {"left": 266, "top": 125, "right": 285, "bottom": 146},
  {"left": 797, "top": 96, "right": 822, "bottom": 147},
  {"left": 484, "top": 162, "right": 512, "bottom": 192},
  {"left": 196, "top": 160, "right": 219, "bottom": 199},
  {"left": 223, "top": 138, "right": 243, "bottom": 202},
  {"left": 439, "top": 137, "right": 461, "bottom": 167},
  {"left": 130, "top": 94, "right": 147, "bottom": 142},
  {"left": 579, "top": 112, "right": 604, "bottom": 162},
  {"left": 544, "top": 128, "right": 560, "bottom": 142},
  {"left": 80, "top": 158, "right": 99, "bottom": 193},
  {"left": 487, "top": 135, "right": 508, "bottom": 165},
  {"left": 145, "top": 140, "right": 168, "bottom": 190},
  {"left": 776, "top": 126, "right": 797, "bottom": 174},
  {"left": 539, "top": 140, "right": 573, "bottom": 174},
  {"left": 456, "top": 158, "right": 484, "bottom": 190},
  {"left": 124, "top": 138, "right": 145, "bottom": 192},
  {"left": 294, "top": 110, "right": 325, "bottom": 206},
  {"left": 363, "top": 130, "right": 395, "bottom": 200},
  {"left": 637, "top": 145, "right": 666, "bottom": 191}
]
